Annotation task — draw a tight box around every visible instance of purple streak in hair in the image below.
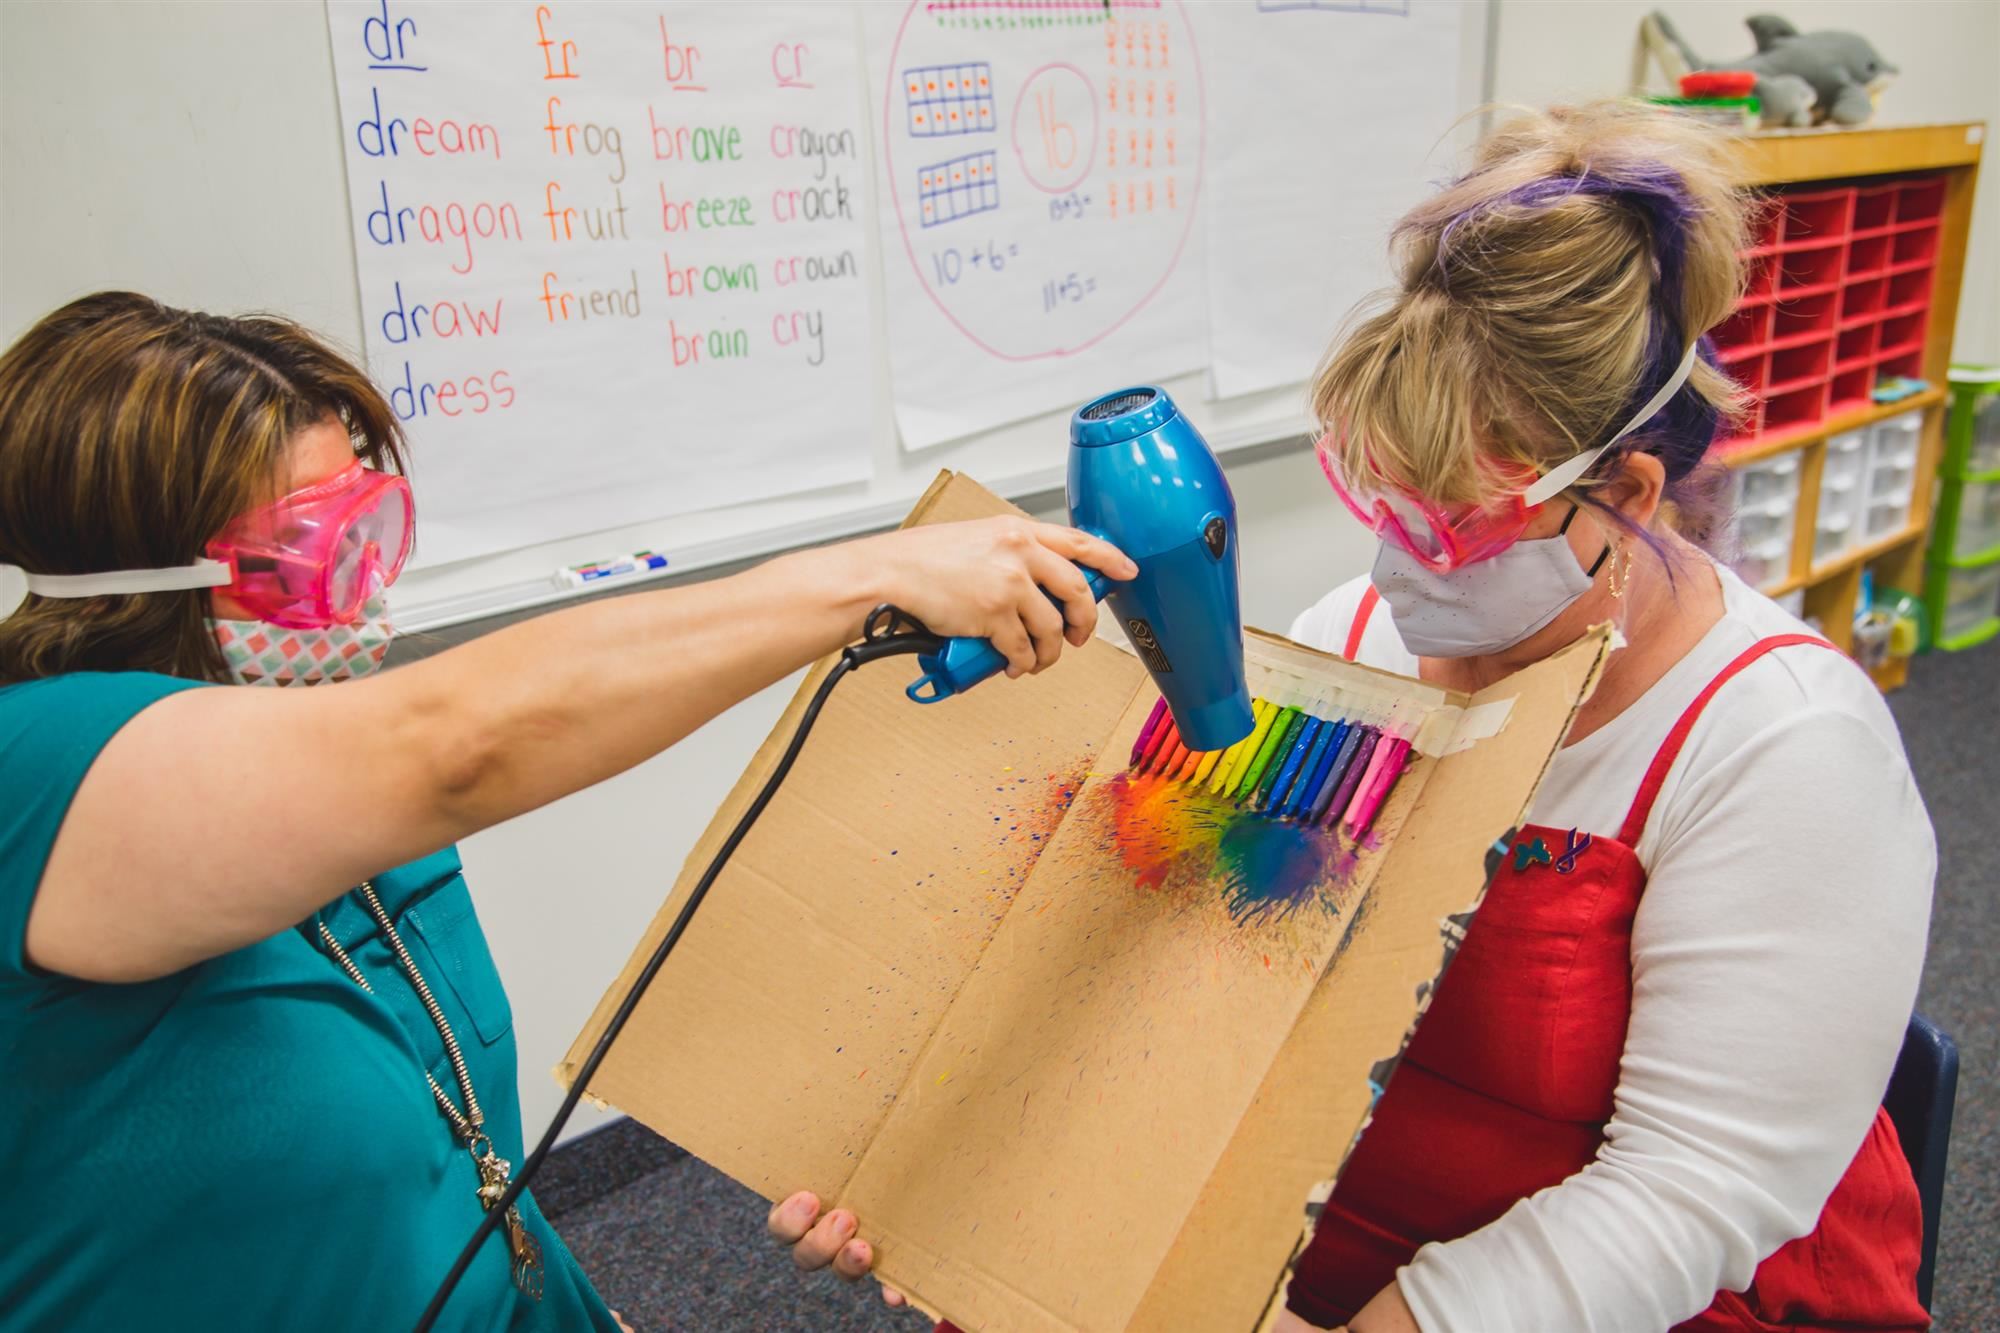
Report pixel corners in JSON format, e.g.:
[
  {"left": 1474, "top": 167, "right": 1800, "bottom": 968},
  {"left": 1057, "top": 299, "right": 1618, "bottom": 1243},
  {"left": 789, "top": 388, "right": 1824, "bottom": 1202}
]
[{"left": 1433, "top": 164, "right": 1735, "bottom": 564}]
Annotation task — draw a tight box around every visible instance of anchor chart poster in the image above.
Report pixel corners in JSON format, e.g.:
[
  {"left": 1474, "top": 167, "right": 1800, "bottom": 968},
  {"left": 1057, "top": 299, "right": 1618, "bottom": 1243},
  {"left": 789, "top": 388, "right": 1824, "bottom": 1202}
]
[
  {"left": 865, "top": 1, "right": 1210, "bottom": 450},
  {"left": 328, "top": 2, "right": 875, "bottom": 566}
]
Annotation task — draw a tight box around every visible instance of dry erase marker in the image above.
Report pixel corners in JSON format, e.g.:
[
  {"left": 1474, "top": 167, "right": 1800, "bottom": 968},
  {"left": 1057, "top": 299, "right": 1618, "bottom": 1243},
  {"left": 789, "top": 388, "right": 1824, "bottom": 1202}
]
[{"left": 556, "top": 550, "right": 669, "bottom": 589}]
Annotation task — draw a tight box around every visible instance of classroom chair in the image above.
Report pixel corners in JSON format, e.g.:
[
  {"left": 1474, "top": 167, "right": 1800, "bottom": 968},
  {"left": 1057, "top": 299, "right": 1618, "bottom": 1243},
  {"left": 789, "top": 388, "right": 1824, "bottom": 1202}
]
[{"left": 1883, "top": 1011, "right": 1958, "bottom": 1311}]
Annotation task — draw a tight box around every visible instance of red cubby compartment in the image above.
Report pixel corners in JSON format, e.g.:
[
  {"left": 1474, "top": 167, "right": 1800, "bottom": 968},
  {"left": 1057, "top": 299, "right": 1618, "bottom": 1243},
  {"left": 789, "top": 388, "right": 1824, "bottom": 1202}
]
[
  {"left": 1770, "top": 338, "right": 1834, "bottom": 393},
  {"left": 1896, "top": 177, "right": 1946, "bottom": 224},
  {"left": 1780, "top": 243, "right": 1845, "bottom": 292},
  {"left": 1852, "top": 183, "right": 1899, "bottom": 234},
  {"left": 1719, "top": 354, "right": 1768, "bottom": 447},
  {"left": 1715, "top": 302, "right": 1773, "bottom": 354},
  {"left": 1841, "top": 276, "right": 1888, "bottom": 325},
  {"left": 1891, "top": 225, "right": 1940, "bottom": 269},
  {"left": 1831, "top": 365, "right": 1874, "bottom": 410},
  {"left": 1837, "top": 323, "right": 1878, "bottom": 370},
  {"left": 1743, "top": 250, "right": 1778, "bottom": 302},
  {"left": 1745, "top": 196, "right": 1783, "bottom": 254},
  {"left": 1772, "top": 291, "right": 1838, "bottom": 345},
  {"left": 1765, "top": 379, "right": 1830, "bottom": 434},
  {"left": 1887, "top": 266, "right": 1935, "bottom": 315},
  {"left": 1781, "top": 188, "right": 1855, "bottom": 245},
  {"left": 1879, "top": 310, "right": 1928, "bottom": 360},
  {"left": 1846, "top": 232, "right": 1891, "bottom": 279},
  {"left": 1877, "top": 348, "right": 1923, "bottom": 382}
]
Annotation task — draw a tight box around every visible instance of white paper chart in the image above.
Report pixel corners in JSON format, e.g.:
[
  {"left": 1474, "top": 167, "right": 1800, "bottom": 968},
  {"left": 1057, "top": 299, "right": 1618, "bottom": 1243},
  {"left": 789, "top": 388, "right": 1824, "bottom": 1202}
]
[
  {"left": 1194, "top": 0, "right": 1463, "bottom": 399},
  {"left": 327, "top": 2, "right": 875, "bottom": 567},
  {"left": 866, "top": 1, "right": 1209, "bottom": 451}
]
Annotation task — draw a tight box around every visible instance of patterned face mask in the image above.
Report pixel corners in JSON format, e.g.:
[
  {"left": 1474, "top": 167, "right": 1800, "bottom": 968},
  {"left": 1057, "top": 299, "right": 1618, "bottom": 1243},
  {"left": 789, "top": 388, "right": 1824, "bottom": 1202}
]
[{"left": 209, "top": 593, "right": 394, "bottom": 686}]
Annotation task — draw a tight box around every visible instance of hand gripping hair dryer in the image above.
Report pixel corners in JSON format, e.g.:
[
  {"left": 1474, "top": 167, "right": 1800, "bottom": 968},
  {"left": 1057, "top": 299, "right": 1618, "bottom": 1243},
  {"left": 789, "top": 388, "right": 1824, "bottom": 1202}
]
[
  {"left": 422, "top": 390, "right": 1253, "bottom": 1329},
  {"left": 907, "top": 386, "right": 1256, "bottom": 753}
]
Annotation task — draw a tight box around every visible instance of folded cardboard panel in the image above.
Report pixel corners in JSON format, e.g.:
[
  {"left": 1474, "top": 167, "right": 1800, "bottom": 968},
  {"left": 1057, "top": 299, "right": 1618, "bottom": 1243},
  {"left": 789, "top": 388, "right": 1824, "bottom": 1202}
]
[{"left": 561, "top": 472, "right": 1612, "bottom": 1332}]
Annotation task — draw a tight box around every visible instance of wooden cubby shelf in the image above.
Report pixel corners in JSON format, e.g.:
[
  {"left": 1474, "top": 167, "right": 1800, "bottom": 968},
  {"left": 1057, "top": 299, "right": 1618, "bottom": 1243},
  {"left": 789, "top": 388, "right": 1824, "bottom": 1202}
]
[{"left": 1713, "top": 124, "right": 1983, "bottom": 686}]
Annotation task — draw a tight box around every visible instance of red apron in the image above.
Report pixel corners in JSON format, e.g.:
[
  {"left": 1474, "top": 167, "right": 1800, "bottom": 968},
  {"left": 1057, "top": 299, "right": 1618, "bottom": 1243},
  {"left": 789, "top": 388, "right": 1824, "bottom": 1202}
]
[{"left": 1287, "top": 593, "right": 1928, "bottom": 1331}]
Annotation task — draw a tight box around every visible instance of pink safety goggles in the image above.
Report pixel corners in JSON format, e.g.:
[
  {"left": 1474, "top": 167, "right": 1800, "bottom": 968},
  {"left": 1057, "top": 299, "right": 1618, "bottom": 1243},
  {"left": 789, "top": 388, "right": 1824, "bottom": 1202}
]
[
  {"left": 1320, "top": 446, "right": 1542, "bottom": 573},
  {"left": 1320, "top": 342, "right": 1702, "bottom": 572},
  {"left": 205, "top": 461, "right": 413, "bottom": 629}
]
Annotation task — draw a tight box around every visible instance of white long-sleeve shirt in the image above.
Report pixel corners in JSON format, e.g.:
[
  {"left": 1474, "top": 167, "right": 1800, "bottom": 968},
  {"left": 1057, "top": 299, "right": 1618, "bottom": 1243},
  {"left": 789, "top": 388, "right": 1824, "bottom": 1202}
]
[{"left": 1288, "top": 566, "right": 1934, "bottom": 1333}]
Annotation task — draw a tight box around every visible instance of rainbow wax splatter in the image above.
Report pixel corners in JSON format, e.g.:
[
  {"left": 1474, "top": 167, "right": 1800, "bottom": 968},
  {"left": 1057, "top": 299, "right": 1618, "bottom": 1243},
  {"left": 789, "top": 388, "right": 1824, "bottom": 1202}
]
[
  {"left": 1077, "top": 693, "right": 1422, "bottom": 926},
  {"left": 1085, "top": 771, "right": 1362, "bottom": 926}
]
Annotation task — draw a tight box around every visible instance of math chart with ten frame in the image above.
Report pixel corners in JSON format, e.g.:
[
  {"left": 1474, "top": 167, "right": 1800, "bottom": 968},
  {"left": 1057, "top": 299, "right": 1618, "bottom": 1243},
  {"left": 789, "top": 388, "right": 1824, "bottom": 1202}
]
[
  {"left": 868, "top": 1, "right": 1208, "bottom": 450},
  {"left": 327, "top": 2, "right": 874, "bottom": 567}
]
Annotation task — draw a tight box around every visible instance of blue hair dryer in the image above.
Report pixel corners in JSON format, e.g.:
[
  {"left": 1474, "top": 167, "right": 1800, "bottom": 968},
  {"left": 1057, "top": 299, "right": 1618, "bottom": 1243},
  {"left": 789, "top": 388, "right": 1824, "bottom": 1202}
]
[{"left": 907, "top": 386, "right": 1256, "bottom": 753}]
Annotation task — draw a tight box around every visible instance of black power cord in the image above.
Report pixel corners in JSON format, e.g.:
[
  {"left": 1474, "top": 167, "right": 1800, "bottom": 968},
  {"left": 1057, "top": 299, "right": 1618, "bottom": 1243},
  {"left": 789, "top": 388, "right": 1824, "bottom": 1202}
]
[{"left": 413, "top": 606, "right": 945, "bottom": 1332}]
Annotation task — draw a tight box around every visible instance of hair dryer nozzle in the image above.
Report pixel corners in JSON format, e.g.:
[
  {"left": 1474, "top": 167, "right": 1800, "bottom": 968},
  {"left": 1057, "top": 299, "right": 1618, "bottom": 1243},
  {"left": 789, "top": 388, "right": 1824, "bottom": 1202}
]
[{"left": 1070, "top": 387, "right": 1254, "bottom": 752}]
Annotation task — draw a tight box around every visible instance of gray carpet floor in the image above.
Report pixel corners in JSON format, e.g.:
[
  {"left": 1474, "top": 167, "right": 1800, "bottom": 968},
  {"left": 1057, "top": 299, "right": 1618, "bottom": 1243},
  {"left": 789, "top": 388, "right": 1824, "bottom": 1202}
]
[{"left": 537, "top": 636, "right": 1998, "bottom": 1332}]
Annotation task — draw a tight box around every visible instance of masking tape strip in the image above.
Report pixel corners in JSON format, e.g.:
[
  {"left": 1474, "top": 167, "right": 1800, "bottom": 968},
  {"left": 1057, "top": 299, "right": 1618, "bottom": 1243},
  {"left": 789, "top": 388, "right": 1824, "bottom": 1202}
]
[{"left": 1411, "top": 697, "right": 1515, "bottom": 756}]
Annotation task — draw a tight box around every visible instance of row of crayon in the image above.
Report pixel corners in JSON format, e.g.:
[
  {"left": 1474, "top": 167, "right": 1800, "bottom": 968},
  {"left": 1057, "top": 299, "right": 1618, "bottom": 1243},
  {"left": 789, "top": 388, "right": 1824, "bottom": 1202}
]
[{"left": 1126, "top": 696, "right": 1414, "bottom": 839}]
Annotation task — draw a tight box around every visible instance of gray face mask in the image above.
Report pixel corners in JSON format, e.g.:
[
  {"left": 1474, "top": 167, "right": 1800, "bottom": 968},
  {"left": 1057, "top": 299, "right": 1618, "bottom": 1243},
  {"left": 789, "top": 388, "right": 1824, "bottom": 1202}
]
[{"left": 1372, "top": 509, "right": 1607, "bottom": 658}]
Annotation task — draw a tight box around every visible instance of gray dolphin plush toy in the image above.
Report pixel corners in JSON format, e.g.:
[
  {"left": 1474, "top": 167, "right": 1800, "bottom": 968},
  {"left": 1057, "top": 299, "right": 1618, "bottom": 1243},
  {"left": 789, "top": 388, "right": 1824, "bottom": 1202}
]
[{"left": 1647, "top": 11, "right": 1898, "bottom": 128}]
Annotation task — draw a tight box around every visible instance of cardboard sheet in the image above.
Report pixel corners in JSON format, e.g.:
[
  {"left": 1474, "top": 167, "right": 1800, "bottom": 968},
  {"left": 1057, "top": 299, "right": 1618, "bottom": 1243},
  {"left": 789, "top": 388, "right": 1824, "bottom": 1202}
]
[{"left": 561, "top": 472, "right": 1613, "bottom": 1331}]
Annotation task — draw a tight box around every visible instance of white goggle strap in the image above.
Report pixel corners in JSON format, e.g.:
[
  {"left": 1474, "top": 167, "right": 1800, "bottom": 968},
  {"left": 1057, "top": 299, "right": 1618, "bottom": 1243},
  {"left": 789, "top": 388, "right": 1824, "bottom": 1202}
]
[
  {"left": 1522, "top": 342, "right": 1701, "bottom": 506},
  {"left": 0, "top": 558, "right": 233, "bottom": 621}
]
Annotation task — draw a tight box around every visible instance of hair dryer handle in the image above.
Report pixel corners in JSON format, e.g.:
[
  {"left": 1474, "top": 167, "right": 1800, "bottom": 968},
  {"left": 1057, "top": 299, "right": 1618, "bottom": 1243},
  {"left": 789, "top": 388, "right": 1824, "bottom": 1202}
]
[{"left": 906, "top": 564, "right": 1112, "bottom": 703}]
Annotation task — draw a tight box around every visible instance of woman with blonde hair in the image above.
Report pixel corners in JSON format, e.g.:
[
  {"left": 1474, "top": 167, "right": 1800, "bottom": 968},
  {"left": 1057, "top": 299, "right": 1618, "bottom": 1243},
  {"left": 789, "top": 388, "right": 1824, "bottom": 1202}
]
[
  {"left": 776, "top": 102, "right": 1934, "bottom": 1333},
  {"left": 0, "top": 291, "right": 1134, "bottom": 1329}
]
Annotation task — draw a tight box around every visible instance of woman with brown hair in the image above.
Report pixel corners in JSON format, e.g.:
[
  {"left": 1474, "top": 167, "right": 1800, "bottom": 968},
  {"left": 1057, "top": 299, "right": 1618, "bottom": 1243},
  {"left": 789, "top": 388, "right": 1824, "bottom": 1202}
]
[
  {"left": 779, "top": 102, "right": 1935, "bottom": 1333},
  {"left": 0, "top": 291, "right": 1135, "bottom": 1330}
]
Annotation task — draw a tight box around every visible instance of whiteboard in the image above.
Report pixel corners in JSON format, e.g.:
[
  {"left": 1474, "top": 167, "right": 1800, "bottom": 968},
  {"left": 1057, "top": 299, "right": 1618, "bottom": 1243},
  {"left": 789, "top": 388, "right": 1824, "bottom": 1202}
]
[{"left": 0, "top": 0, "right": 1490, "bottom": 634}]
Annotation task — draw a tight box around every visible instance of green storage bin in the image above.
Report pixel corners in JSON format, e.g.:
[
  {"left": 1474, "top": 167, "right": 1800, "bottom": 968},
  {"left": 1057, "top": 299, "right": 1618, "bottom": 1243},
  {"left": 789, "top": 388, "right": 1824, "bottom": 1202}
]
[
  {"left": 1943, "top": 365, "right": 2000, "bottom": 477},
  {"left": 1924, "top": 556, "right": 2000, "bottom": 651},
  {"left": 1921, "top": 368, "right": 2000, "bottom": 649}
]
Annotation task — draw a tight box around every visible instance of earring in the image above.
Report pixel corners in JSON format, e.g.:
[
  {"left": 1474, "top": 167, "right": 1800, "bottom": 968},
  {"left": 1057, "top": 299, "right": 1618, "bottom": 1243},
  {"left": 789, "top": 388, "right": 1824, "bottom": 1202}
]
[{"left": 1607, "top": 543, "right": 1631, "bottom": 599}]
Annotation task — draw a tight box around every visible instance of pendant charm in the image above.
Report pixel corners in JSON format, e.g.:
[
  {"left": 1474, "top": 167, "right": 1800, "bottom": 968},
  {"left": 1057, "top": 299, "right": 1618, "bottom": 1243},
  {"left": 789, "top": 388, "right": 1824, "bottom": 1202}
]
[
  {"left": 505, "top": 1206, "right": 546, "bottom": 1301},
  {"left": 472, "top": 1145, "right": 544, "bottom": 1300},
  {"left": 475, "top": 1147, "right": 512, "bottom": 1211}
]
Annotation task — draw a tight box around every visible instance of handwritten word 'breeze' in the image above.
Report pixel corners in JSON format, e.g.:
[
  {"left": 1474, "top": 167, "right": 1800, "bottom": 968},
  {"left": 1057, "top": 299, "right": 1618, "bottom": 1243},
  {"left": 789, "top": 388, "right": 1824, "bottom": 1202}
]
[
  {"left": 649, "top": 108, "right": 742, "bottom": 163},
  {"left": 767, "top": 125, "right": 855, "bottom": 182},
  {"left": 357, "top": 89, "right": 500, "bottom": 160},
  {"left": 540, "top": 270, "right": 641, "bottom": 322},
  {"left": 771, "top": 180, "right": 852, "bottom": 224},
  {"left": 664, "top": 255, "right": 759, "bottom": 297},
  {"left": 387, "top": 361, "right": 516, "bottom": 421},
  {"left": 380, "top": 282, "right": 503, "bottom": 342},
  {"left": 544, "top": 183, "right": 630, "bottom": 241},
  {"left": 658, "top": 189, "right": 754, "bottom": 232},
  {"left": 543, "top": 98, "right": 625, "bottom": 183},
  {"left": 367, "top": 182, "right": 521, "bottom": 275}
]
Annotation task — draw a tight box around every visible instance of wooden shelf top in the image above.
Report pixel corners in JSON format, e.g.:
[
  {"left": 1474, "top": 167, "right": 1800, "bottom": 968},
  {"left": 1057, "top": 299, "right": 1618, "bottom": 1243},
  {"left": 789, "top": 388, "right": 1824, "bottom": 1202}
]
[
  {"left": 1730, "top": 122, "right": 1985, "bottom": 187},
  {"left": 1717, "top": 386, "right": 1949, "bottom": 465}
]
